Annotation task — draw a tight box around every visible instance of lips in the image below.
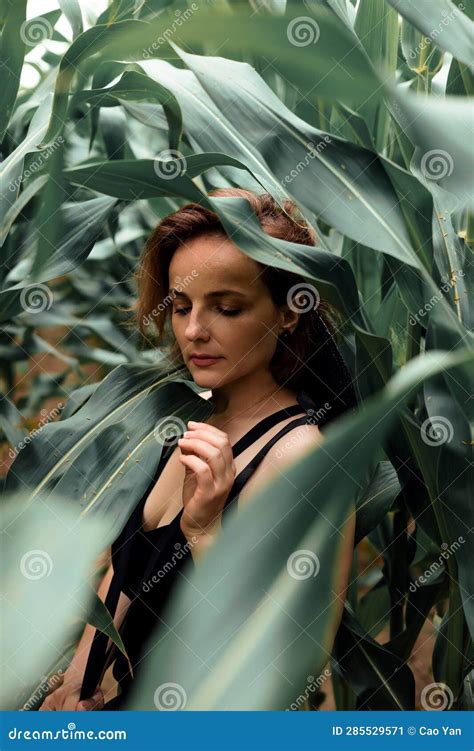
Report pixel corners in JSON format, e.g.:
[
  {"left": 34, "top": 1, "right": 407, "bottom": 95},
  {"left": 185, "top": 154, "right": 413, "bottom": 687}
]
[
  {"left": 189, "top": 355, "right": 222, "bottom": 366},
  {"left": 191, "top": 355, "right": 220, "bottom": 360}
]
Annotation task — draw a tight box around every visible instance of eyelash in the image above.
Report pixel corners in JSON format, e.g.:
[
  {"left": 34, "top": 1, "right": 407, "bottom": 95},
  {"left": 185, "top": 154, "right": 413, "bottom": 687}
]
[{"left": 173, "top": 306, "right": 241, "bottom": 317}]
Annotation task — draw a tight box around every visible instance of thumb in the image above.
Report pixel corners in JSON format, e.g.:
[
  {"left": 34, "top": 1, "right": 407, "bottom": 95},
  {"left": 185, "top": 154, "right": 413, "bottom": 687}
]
[{"left": 78, "top": 689, "right": 104, "bottom": 711}]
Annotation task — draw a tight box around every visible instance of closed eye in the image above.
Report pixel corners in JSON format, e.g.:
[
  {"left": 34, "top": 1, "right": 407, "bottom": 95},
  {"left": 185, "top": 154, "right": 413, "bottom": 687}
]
[{"left": 173, "top": 306, "right": 241, "bottom": 317}]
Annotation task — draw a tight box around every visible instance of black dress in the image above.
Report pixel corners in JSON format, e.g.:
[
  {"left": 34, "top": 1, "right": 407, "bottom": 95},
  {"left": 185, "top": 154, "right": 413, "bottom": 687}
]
[{"left": 79, "top": 391, "right": 320, "bottom": 709}]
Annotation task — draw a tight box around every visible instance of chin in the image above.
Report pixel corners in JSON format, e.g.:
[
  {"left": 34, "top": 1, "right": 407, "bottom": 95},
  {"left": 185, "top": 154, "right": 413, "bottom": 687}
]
[{"left": 191, "top": 371, "right": 217, "bottom": 386}]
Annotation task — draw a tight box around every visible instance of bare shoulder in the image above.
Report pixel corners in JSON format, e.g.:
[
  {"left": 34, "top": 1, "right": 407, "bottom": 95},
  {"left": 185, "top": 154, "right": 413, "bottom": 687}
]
[
  {"left": 269, "top": 421, "right": 322, "bottom": 463},
  {"left": 237, "top": 421, "right": 323, "bottom": 508}
]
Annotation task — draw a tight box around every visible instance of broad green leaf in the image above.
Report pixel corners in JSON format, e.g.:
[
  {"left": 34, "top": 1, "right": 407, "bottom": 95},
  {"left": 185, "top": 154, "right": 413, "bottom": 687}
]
[
  {"left": 391, "top": 88, "right": 474, "bottom": 210},
  {"left": 0, "top": 196, "right": 117, "bottom": 322},
  {"left": 72, "top": 71, "right": 183, "bottom": 151},
  {"left": 400, "top": 17, "right": 444, "bottom": 75},
  {"left": 387, "top": 582, "right": 447, "bottom": 661},
  {"left": 87, "top": 592, "right": 130, "bottom": 666},
  {"left": 58, "top": 0, "right": 83, "bottom": 38},
  {"left": 140, "top": 60, "right": 299, "bottom": 207},
  {"left": 63, "top": 154, "right": 254, "bottom": 202},
  {"left": 0, "top": 394, "right": 26, "bottom": 448},
  {"left": 431, "top": 190, "right": 472, "bottom": 329},
  {"left": 356, "top": 582, "right": 391, "bottom": 638},
  {"left": 355, "top": 461, "right": 400, "bottom": 544},
  {"left": 20, "top": 310, "right": 141, "bottom": 362},
  {"left": 320, "top": 0, "right": 357, "bottom": 27},
  {"left": 39, "top": 7, "right": 381, "bottom": 146},
  {"left": 0, "top": 95, "right": 52, "bottom": 225},
  {"left": 354, "top": 0, "right": 399, "bottom": 151},
  {"left": 60, "top": 382, "right": 99, "bottom": 420},
  {"left": 0, "top": 175, "right": 47, "bottom": 247},
  {"left": 332, "top": 607, "right": 415, "bottom": 709},
  {"left": 424, "top": 371, "right": 474, "bottom": 638},
  {"left": 0, "top": 491, "right": 109, "bottom": 709},
  {"left": 207, "top": 194, "right": 364, "bottom": 326},
  {"left": 386, "top": 0, "right": 474, "bottom": 69},
  {"left": 0, "top": 0, "right": 27, "bottom": 141},
  {"left": 4, "top": 370, "right": 213, "bottom": 542},
  {"left": 30, "top": 136, "right": 66, "bottom": 278},
  {"left": 167, "top": 49, "right": 421, "bottom": 267}
]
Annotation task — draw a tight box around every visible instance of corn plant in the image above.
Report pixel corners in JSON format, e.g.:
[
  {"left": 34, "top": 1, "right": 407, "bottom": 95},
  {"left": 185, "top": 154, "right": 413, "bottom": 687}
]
[{"left": 0, "top": 0, "right": 473, "bottom": 711}]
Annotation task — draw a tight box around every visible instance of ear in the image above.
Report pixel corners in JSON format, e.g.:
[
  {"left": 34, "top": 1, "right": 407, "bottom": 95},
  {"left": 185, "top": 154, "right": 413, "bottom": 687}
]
[{"left": 278, "top": 303, "right": 300, "bottom": 335}]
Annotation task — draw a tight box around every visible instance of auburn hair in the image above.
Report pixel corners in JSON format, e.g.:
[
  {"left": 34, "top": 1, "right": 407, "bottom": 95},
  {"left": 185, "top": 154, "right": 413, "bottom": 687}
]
[{"left": 124, "top": 188, "right": 356, "bottom": 422}]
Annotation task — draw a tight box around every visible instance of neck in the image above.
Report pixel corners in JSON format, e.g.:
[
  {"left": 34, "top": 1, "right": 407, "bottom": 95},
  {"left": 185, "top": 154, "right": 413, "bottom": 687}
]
[{"left": 209, "top": 371, "right": 297, "bottom": 425}]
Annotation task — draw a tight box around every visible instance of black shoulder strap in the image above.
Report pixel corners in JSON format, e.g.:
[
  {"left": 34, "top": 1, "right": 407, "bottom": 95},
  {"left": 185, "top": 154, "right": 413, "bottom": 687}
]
[
  {"left": 230, "top": 404, "right": 304, "bottom": 458},
  {"left": 222, "top": 414, "right": 315, "bottom": 522}
]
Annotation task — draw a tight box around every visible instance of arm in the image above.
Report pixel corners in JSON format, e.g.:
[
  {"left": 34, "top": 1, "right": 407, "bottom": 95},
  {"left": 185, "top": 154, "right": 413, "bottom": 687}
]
[
  {"left": 63, "top": 561, "right": 115, "bottom": 686},
  {"left": 40, "top": 556, "right": 132, "bottom": 710}
]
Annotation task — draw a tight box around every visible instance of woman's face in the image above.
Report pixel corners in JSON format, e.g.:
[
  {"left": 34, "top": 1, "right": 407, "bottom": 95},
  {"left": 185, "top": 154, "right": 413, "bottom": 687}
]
[{"left": 168, "top": 233, "right": 296, "bottom": 389}]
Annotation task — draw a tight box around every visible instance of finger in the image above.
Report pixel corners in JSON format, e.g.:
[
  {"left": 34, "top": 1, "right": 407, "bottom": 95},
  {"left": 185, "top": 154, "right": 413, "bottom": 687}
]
[
  {"left": 178, "top": 437, "right": 235, "bottom": 492},
  {"left": 187, "top": 420, "right": 226, "bottom": 436},
  {"left": 178, "top": 437, "right": 226, "bottom": 474},
  {"left": 64, "top": 693, "right": 82, "bottom": 711},
  {"left": 178, "top": 454, "right": 215, "bottom": 496},
  {"left": 90, "top": 689, "right": 105, "bottom": 710},
  {"left": 181, "top": 428, "right": 234, "bottom": 466},
  {"left": 77, "top": 690, "right": 103, "bottom": 711}
]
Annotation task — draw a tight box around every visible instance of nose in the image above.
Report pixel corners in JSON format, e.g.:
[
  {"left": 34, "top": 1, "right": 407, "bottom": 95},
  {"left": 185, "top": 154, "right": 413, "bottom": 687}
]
[{"left": 184, "top": 308, "right": 211, "bottom": 341}]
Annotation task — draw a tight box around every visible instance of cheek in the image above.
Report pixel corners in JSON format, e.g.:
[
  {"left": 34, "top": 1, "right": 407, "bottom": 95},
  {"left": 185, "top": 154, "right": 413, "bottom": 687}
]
[{"left": 227, "top": 317, "right": 278, "bottom": 360}]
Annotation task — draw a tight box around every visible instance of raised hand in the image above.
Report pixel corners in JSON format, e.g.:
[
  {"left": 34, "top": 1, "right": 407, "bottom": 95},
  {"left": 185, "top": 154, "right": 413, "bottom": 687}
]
[{"left": 177, "top": 421, "right": 236, "bottom": 542}]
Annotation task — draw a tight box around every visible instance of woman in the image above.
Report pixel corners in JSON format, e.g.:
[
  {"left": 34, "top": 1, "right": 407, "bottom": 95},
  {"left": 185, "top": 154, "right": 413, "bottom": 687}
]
[{"left": 40, "top": 188, "right": 357, "bottom": 711}]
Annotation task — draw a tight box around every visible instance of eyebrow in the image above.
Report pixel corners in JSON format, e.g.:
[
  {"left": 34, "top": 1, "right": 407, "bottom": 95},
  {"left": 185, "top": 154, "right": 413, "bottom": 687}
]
[{"left": 169, "top": 288, "right": 247, "bottom": 299}]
